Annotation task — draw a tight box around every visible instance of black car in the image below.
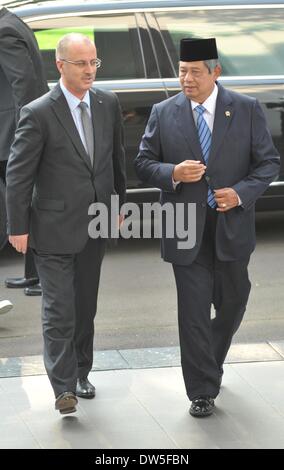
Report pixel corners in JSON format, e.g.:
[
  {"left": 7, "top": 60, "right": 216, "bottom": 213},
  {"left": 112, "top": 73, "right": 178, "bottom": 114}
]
[{"left": 9, "top": 0, "right": 284, "bottom": 209}]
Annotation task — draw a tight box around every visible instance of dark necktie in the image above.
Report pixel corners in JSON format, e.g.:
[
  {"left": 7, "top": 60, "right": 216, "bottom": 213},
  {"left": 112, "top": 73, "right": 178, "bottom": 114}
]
[
  {"left": 195, "top": 104, "right": 216, "bottom": 208},
  {"left": 78, "top": 101, "right": 94, "bottom": 167}
]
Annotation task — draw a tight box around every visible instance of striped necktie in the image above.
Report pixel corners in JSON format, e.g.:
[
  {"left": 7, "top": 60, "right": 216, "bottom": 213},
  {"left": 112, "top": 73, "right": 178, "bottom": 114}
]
[
  {"left": 78, "top": 101, "right": 94, "bottom": 167},
  {"left": 195, "top": 104, "right": 216, "bottom": 208}
]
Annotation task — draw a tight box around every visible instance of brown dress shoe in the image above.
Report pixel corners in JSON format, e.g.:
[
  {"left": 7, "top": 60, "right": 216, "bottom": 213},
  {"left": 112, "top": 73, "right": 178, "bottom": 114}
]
[
  {"left": 76, "top": 378, "right": 96, "bottom": 399},
  {"left": 55, "top": 391, "right": 78, "bottom": 415}
]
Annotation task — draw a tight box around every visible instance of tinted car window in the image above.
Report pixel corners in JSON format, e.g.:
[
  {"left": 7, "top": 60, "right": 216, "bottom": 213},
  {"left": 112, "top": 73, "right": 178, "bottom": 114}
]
[
  {"left": 32, "top": 14, "right": 144, "bottom": 81},
  {"left": 155, "top": 7, "right": 284, "bottom": 76}
]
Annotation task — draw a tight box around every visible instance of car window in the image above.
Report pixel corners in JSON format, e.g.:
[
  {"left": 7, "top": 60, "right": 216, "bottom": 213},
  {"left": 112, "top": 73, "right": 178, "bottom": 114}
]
[
  {"left": 154, "top": 7, "right": 284, "bottom": 76},
  {"left": 31, "top": 14, "right": 144, "bottom": 81}
]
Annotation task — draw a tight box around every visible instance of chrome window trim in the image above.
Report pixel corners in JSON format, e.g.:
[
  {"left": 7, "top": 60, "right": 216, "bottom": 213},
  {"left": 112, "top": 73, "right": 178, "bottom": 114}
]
[
  {"left": 164, "top": 76, "right": 284, "bottom": 82},
  {"left": 126, "top": 181, "right": 284, "bottom": 194},
  {"left": 134, "top": 13, "right": 147, "bottom": 78},
  {"left": 16, "top": 3, "right": 284, "bottom": 24},
  {"left": 48, "top": 78, "right": 167, "bottom": 92},
  {"left": 49, "top": 76, "right": 284, "bottom": 85},
  {"left": 164, "top": 77, "right": 284, "bottom": 88},
  {"left": 127, "top": 188, "right": 160, "bottom": 194},
  {"left": 48, "top": 75, "right": 284, "bottom": 92},
  {"left": 270, "top": 182, "right": 284, "bottom": 187}
]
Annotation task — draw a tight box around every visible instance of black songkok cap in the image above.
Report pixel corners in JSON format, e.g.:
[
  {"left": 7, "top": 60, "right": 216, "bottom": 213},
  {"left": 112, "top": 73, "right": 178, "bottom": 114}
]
[{"left": 180, "top": 38, "right": 218, "bottom": 62}]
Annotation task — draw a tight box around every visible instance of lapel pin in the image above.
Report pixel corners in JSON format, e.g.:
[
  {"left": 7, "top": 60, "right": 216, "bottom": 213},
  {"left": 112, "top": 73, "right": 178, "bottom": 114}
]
[
  {"left": 225, "top": 111, "right": 231, "bottom": 117},
  {"left": 98, "top": 100, "right": 103, "bottom": 104}
]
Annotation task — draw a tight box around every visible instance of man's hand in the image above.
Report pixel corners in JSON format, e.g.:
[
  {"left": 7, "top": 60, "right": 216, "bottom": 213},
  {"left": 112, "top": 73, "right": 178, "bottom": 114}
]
[
  {"left": 9, "top": 234, "right": 29, "bottom": 254},
  {"left": 214, "top": 188, "right": 239, "bottom": 212},
  {"left": 173, "top": 160, "right": 206, "bottom": 183}
]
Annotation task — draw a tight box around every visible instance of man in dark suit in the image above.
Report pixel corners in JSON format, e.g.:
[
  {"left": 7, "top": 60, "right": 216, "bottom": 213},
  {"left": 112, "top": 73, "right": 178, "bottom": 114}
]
[
  {"left": 6, "top": 33, "right": 126, "bottom": 414},
  {"left": 0, "top": 4, "right": 48, "bottom": 296},
  {"left": 135, "top": 38, "right": 280, "bottom": 417}
]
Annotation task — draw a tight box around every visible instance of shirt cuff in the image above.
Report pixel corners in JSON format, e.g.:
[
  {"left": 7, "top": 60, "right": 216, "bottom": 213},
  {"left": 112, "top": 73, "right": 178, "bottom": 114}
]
[{"left": 172, "top": 177, "right": 181, "bottom": 190}]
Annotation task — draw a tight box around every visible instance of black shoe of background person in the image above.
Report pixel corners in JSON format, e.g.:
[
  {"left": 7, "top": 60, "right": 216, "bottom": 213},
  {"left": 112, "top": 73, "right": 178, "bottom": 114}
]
[
  {"left": 76, "top": 377, "right": 96, "bottom": 399},
  {"left": 24, "top": 284, "right": 42, "bottom": 296},
  {"left": 5, "top": 277, "right": 39, "bottom": 288},
  {"left": 189, "top": 396, "right": 215, "bottom": 417},
  {"left": 55, "top": 391, "right": 78, "bottom": 415}
]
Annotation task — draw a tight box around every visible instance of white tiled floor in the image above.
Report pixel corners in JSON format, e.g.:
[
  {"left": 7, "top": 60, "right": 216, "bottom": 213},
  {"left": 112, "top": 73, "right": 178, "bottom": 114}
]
[{"left": 0, "top": 362, "right": 284, "bottom": 449}]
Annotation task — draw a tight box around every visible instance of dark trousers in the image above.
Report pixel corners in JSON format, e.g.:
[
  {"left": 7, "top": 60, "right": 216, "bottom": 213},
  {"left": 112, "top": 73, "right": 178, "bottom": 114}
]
[
  {"left": 1, "top": 160, "right": 38, "bottom": 279},
  {"left": 24, "top": 247, "right": 38, "bottom": 279},
  {"left": 173, "top": 207, "right": 251, "bottom": 400},
  {"left": 33, "top": 237, "right": 106, "bottom": 397},
  {"left": 0, "top": 160, "right": 7, "bottom": 182}
]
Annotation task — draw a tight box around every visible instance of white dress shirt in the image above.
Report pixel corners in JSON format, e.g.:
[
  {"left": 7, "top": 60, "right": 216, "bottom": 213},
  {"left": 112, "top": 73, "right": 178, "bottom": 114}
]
[
  {"left": 191, "top": 82, "right": 218, "bottom": 132},
  {"left": 60, "top": 79, "right": 91, "bottom": 154}
]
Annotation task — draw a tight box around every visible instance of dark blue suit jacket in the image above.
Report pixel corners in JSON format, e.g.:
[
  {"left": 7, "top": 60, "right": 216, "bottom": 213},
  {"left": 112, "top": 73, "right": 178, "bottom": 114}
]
[{"left": 135, "top": 83, "right": 280, "bottom": 265}]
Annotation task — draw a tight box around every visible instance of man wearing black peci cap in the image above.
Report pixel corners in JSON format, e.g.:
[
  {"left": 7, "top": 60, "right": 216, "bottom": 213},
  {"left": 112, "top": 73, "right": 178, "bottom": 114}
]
[{"left": 135, "top": 38, "right": 280, "bottom": 417}]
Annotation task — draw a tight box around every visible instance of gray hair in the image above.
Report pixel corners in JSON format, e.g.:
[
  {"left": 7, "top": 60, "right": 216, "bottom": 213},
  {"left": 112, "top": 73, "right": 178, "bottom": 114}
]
[
  {"left": 204, "top": 59, "right": 220, "bottom": 73},
  {"left": 56, "top": 33, "right": 94, "bottom": 60}
]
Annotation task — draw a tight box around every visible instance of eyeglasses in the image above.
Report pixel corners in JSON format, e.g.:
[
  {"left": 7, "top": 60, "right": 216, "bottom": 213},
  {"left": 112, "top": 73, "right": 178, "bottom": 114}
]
[{"left": 59, "top": 58, "right": 102, "bottom": 68}]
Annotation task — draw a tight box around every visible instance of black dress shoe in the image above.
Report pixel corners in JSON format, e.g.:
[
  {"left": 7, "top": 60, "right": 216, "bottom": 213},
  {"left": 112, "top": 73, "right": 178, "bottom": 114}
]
[
  {"left": 76, "top": 377, "right": 96, "bottom": 399},
  {"left": 24, "top": 284, "right": 42, "bottom": 296},
  {"left": 55, "top": 391, "right": 78, "bottom": 415},
  {"left": 189, "top": 396, "right": 215, "bottom": 417},
  {"left": 5, "top": 277, "right": 39, "bottom": 288}
]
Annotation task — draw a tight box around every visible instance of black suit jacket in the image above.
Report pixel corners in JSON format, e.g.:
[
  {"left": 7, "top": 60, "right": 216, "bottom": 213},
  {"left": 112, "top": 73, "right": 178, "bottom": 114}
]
[
  {"left": 135, "top": 83, "right": 280, "bottom": 265},
  {"left": 6, "top": 84, "right": 126, "bottom": 254},
  {"left": 0, "top": 7, "right": 48, "bottom": 162}
]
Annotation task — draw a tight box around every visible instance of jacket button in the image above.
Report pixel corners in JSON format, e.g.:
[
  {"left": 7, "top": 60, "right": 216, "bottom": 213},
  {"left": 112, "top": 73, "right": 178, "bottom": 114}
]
[{"left": 201, "top": 203, "right": 206, "bottom": 208}]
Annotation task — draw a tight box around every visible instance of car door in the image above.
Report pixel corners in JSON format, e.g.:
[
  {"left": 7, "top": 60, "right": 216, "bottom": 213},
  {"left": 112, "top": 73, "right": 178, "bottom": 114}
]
[{"left": 21, "top": 9, "right": 168, "bottom": 200}]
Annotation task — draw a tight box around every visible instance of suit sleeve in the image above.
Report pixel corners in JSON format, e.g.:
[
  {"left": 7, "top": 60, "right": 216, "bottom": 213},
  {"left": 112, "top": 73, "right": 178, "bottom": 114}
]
[
  {"left": 134, "top": 105, "right": 176, "bottom": 192},
  {"left": 6, "top": 106, "right": 44, "bottom": 235},
  {"left": 0, "top": 28, "right": 38, "bottom": 122},
  {"left": 112, "top": 94, "right": 127, "bottom": 208},
  {"left": 232, "top": 99, "right": 280, "bottom": 210}
]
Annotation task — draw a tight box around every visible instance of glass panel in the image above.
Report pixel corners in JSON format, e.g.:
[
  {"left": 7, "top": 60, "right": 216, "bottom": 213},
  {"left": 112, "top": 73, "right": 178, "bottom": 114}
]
[
  {"left": 30, "top": 14, "right": 144, "bottom": 81},
  {"left": 155, "top": 8, "right": 284, "bottom": 76}
]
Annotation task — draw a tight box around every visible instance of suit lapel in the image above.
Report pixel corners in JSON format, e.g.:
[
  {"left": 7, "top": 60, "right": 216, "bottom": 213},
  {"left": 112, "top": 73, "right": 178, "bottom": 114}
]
[
  {"left": 207, "top": 83, "right": 234, "bottom": 170},
  {"left": 89, "top": 89, "right": 104, "bottom": 175},
  {"left": 175, "top": 93, "right": 203, "bottom": 161},
  {"left": 50, "top": 84, "right": 93, "bottom": 173}
]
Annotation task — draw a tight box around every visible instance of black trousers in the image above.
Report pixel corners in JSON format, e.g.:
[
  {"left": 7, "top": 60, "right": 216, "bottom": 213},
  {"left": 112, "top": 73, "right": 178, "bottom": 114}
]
[
  {"left": 24, "top": 247, "right": 38, "bottom": 279},
  {"left": 1, "top": 160, "right": 38, "bottom": 279},
  {"left": 33, "top": 237, "right": 106, "bottom": 397},
  {"left": 173, "top": 207, "right": 251, "bottom": 400}
]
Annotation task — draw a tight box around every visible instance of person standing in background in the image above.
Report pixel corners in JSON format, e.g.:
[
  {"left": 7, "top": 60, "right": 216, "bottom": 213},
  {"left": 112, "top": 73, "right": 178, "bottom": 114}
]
[{"left": 0, "top": 4, "right": 48, "bottom": 296}]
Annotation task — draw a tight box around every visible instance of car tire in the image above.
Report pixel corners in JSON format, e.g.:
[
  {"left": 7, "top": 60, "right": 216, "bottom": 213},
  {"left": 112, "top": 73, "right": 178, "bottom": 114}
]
[{"left": 0, "top": 178, "right": 7, "bottom": 251}]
